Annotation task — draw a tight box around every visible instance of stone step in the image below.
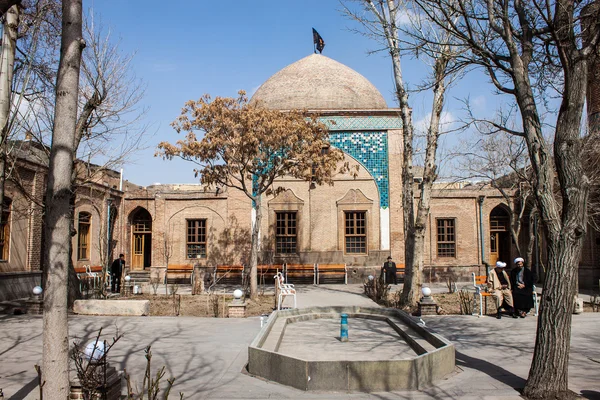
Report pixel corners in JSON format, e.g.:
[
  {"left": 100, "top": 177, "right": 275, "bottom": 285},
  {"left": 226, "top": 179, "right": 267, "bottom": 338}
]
[{"left": 126, "top": 271, "right": 151, "bottom": 283}]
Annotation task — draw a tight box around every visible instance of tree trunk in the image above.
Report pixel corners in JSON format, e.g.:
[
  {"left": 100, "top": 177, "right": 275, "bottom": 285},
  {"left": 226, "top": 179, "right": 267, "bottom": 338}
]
[
  {"left": 42, "top": 1, "right": 83, "bottom": 398},
  {"left": 0, "top": 4, "right": 18, "bottom": 227},
  {"left": 249, "top": 198, "right": 261, "bottom": 299},
  {"left": 524, "top": 236, "right": 580, "bottom": 399},
  {"left": 384, "top": 21, "right": 416, "bottom": 308},
  {"left": 526, "top": 208, "right": 537, "bottom": 269},
  {"left": 401, "top": 50, "right": 448, "bottom": 307},
  {"left": 523, "top": 53, "right": 589, "bottom": 399},
  {"left": 518, "top": 7, "right": 590, "bottom": 391}
]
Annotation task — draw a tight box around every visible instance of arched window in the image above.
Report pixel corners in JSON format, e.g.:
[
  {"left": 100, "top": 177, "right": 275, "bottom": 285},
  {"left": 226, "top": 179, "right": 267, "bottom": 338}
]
[
  {"left": 0, "top": 197, "right": 11, "bottom": 261},
  {"left": 77, "top": 212, "right": 91, "bottom": 260}
]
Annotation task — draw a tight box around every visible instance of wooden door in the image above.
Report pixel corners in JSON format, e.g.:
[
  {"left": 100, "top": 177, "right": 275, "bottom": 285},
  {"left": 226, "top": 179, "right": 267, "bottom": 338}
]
[
  {"left": 489, "top": 232, "right": 500, "bottom": 265},
  {"left": 132, "top": 233, "right": 145, "bottom": 270}
]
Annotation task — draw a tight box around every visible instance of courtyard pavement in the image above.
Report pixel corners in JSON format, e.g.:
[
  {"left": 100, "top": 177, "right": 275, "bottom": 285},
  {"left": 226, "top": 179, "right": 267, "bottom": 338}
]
[{"left": 0, "top": 284, "right": 599, "bottom": 399}]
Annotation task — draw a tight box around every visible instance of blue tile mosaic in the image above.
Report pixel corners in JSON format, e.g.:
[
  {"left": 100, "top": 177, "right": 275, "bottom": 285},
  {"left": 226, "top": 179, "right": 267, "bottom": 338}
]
[
  {"left": 319, "top": 116, "right": 402, "bottom": 131},
  {"left": 329, "top": 131, "right": 389, "bottom": 208}
]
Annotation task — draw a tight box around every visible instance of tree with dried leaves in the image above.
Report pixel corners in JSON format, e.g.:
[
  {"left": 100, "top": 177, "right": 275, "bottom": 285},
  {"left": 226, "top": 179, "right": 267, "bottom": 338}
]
[
  {"left": 411, "top": 0, "right": 600, "bottom": 397},
  {"left": 342, "top": 0, "right": 461, "bottom": 307},
  {"left": 158, "top": 91, "right": 346, "bottom": 299},
  {"left": 42, "top": 0, "right": 84, "bottom": 397}
]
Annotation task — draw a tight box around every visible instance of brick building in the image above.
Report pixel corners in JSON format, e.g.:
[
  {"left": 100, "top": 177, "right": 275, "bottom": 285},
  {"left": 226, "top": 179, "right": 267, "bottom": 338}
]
[
  {"left": 1, "top": 53, "right": 599, "bottom": 301},
  {"left": 119, "top": 55, "right": 556, "bottom": 283}
]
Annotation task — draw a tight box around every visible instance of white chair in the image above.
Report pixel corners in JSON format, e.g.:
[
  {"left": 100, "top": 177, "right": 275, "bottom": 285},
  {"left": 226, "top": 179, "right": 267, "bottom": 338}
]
[
  {"left": 86, "top": 265, "right": 101, "bottom": 289},
  {"left": 471, "top": 272, "right": 491, "bottom": 317},
  {"left": 275, "top": 272, "right": 296, "bottom": 310},
  {"left": 532, "top": 285, "right": 539, "bottom": 316}
]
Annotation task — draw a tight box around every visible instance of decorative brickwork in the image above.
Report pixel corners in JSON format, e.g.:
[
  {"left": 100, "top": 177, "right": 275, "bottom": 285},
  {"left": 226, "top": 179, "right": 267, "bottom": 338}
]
[
  {"left": 228, "top": 302, "right": 247, "bottom": 318},
  {"left": 26, "top": 295, "right": 43, "bottom": 314}
]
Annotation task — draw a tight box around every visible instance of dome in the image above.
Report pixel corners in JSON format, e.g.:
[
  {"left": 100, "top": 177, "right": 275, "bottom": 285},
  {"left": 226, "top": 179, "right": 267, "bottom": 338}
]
[{"left": 250, "top": 54, "right": 387, "bottom": 110}]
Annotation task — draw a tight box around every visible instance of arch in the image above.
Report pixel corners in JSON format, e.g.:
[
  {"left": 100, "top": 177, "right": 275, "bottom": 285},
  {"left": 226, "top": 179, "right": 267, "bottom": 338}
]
[
  {"left": 489, "top": 205, "right": 511, "bottom": 266},
  {"left": 129, "top": 207, "right": 152, "bottom": 270}
]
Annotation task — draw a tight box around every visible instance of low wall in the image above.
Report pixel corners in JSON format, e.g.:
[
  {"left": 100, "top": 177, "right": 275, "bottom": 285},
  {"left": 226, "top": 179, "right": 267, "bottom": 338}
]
[
  {"left": 73, "top": 300, "right": 149, "bottom": 316},
  {"left": 0, "top": 271, "right": 42, "bottom": 302},
  {"left": 248, "top": 306, "right": 455, "bottom": 392}
]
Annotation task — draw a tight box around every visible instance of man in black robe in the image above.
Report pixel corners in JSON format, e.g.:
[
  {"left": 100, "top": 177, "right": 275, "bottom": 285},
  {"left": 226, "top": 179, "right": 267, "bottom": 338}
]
[
  {"left": 110, "top": 253, "right": 125, "bottom": 293},
  {"left": 510, "top": 257, "right": 535, "bottom": 318},
  {"left": 381, "top": 256, "right": 397, "bottom": 285}
]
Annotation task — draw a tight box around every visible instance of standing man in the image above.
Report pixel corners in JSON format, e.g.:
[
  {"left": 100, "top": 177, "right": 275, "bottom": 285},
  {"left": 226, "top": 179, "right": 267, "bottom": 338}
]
[
  {"left": 381, "top": 255, "right": 398, "bottom": 285},
  {"left": 488, "top": 260, "right": 513, "bottom": 319},
  {"left": 110, "top": 253, "right": 125, "bottom": 293},
  {"left": 510, "top": 257, "right": 535, "bottom": 318}
]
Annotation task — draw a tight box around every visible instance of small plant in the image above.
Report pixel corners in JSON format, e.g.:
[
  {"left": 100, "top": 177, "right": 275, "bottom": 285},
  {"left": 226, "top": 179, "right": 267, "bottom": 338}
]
[
  {"left": 458, "top": 290, "right": 474, "bottom": 315},
  {"left": 363, "top": 274, "right": 390, "bottom": 306},
  {"left": 169, "top": 284, "right": 180, "bottom": 316},
  {"left": 70, "top": 328, "right": 123, "bottom": 399},
  {"left": 209, "top": 292, "right": 220, "bottom": 317},
  {"left": 168, "top": 283, "right": 179, "bottom": 296},
  {"left": 37, "top": 329, "right": 184, "bottom": 399},
  {"left": 446, "top": 277, "right": 457, "bottom": 293},
  {"left": 125, "top": 346, "right": 183, "bottom": 399},
  {"left": 150, "top": 277, "right": 161, "bottom": 296}
]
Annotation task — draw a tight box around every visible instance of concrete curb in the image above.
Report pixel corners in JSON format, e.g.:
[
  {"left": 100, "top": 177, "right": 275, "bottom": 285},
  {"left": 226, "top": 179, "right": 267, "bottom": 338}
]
[{"left": 73, "top": 299, "right": 149, "bottom": 316}]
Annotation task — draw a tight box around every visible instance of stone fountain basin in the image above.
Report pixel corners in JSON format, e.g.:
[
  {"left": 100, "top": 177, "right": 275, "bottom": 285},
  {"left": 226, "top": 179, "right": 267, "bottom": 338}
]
[{"left": 248, "top": 306, "right": 455, "bottom": 392}]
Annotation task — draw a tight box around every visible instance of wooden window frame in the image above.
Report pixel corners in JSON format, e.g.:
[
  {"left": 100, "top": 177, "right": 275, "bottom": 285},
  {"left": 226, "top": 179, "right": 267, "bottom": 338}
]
[
  {"left": 275, "top": 211, "right": 297, "bottom": 254},
  {"left": 344, "top": 211, "right": 367, "bottom": 255},
  {"left": 77, "top": 212, "right": 91, "bottom": 261},
  {"left": 436, "top": 218, "right": 456, "bottom": 258},
  {"left": 186, "top": 219, "right": 207, "bottom": 259}
]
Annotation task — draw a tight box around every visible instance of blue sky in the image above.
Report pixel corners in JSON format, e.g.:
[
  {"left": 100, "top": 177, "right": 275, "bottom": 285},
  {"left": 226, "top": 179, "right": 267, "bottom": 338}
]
[{"left": 90, "top": 0, "right": 495, "bottom": 187}]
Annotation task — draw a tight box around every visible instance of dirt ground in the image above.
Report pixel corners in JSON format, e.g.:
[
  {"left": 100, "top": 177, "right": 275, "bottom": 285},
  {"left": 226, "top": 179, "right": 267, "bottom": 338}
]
[
  {"left": 119, "top": 293, "right": 275, "bottom": 317},
  {"left": 119, "top": 289, "right": 600, "bottom": 318},
  {"left": 388, "top": 289, "right": 600, "bottom": 316},
  {"left": 386, "top": 290, "right": 501, "bottom": 316}
]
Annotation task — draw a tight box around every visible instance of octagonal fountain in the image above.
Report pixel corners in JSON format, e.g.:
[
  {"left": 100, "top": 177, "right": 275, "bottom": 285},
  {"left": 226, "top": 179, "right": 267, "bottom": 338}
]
[{"left": 248, "top": 306, "right": 455, "bottom": 392}]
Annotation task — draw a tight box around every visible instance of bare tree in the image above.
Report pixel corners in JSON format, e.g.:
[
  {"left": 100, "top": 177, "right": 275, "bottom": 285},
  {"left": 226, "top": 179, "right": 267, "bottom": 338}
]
[
  {"left": 42, "top": 0, "right": 84, "bottom": 398},
  {"left": 0, "top": 4, "right": 19, "bottom": 219},
  {"left": 342, "top": 0, "right": 460, "bottom": 306},
  {"left": 412, "top": 0, "right": 600, "bottom": 397},
  {"left": 74, "top": 11, "right": 146, "bottom": 176},
  {"left": 455, "top": 131, "right": 532, "bottom": 257}
]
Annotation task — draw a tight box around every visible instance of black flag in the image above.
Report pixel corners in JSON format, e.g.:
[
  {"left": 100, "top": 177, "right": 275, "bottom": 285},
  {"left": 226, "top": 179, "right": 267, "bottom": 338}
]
[{"left": 312, "top": 28, "right": 325, "bottom": 54}]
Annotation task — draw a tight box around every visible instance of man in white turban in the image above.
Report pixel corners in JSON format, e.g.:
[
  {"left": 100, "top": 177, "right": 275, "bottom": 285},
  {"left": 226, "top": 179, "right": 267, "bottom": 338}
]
[{"left": 488, "top": 260, "right": 514, "bottom": 319}]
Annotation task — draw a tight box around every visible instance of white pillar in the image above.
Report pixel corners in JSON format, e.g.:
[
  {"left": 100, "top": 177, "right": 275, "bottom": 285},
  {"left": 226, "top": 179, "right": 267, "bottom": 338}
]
[{"left": 380, "top": 208, "right": 390, "bottom": 250}]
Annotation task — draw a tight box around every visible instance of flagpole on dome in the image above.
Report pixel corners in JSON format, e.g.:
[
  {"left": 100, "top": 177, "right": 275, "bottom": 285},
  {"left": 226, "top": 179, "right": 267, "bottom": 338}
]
[{"left": 312, "top": 28, "right": 325, "bottom": 54}]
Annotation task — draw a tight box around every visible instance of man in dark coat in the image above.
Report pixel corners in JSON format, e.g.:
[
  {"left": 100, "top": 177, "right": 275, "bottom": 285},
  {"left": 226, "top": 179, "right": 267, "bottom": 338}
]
[
  {"left": 110, "top": 253, "right": 125, "bottom": 293},
  {"left": 381, "top": 256, "right": 397, "bottom": 285},
  {"left": 510, "top": 257, "right": 535, "bottom": 318}
]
